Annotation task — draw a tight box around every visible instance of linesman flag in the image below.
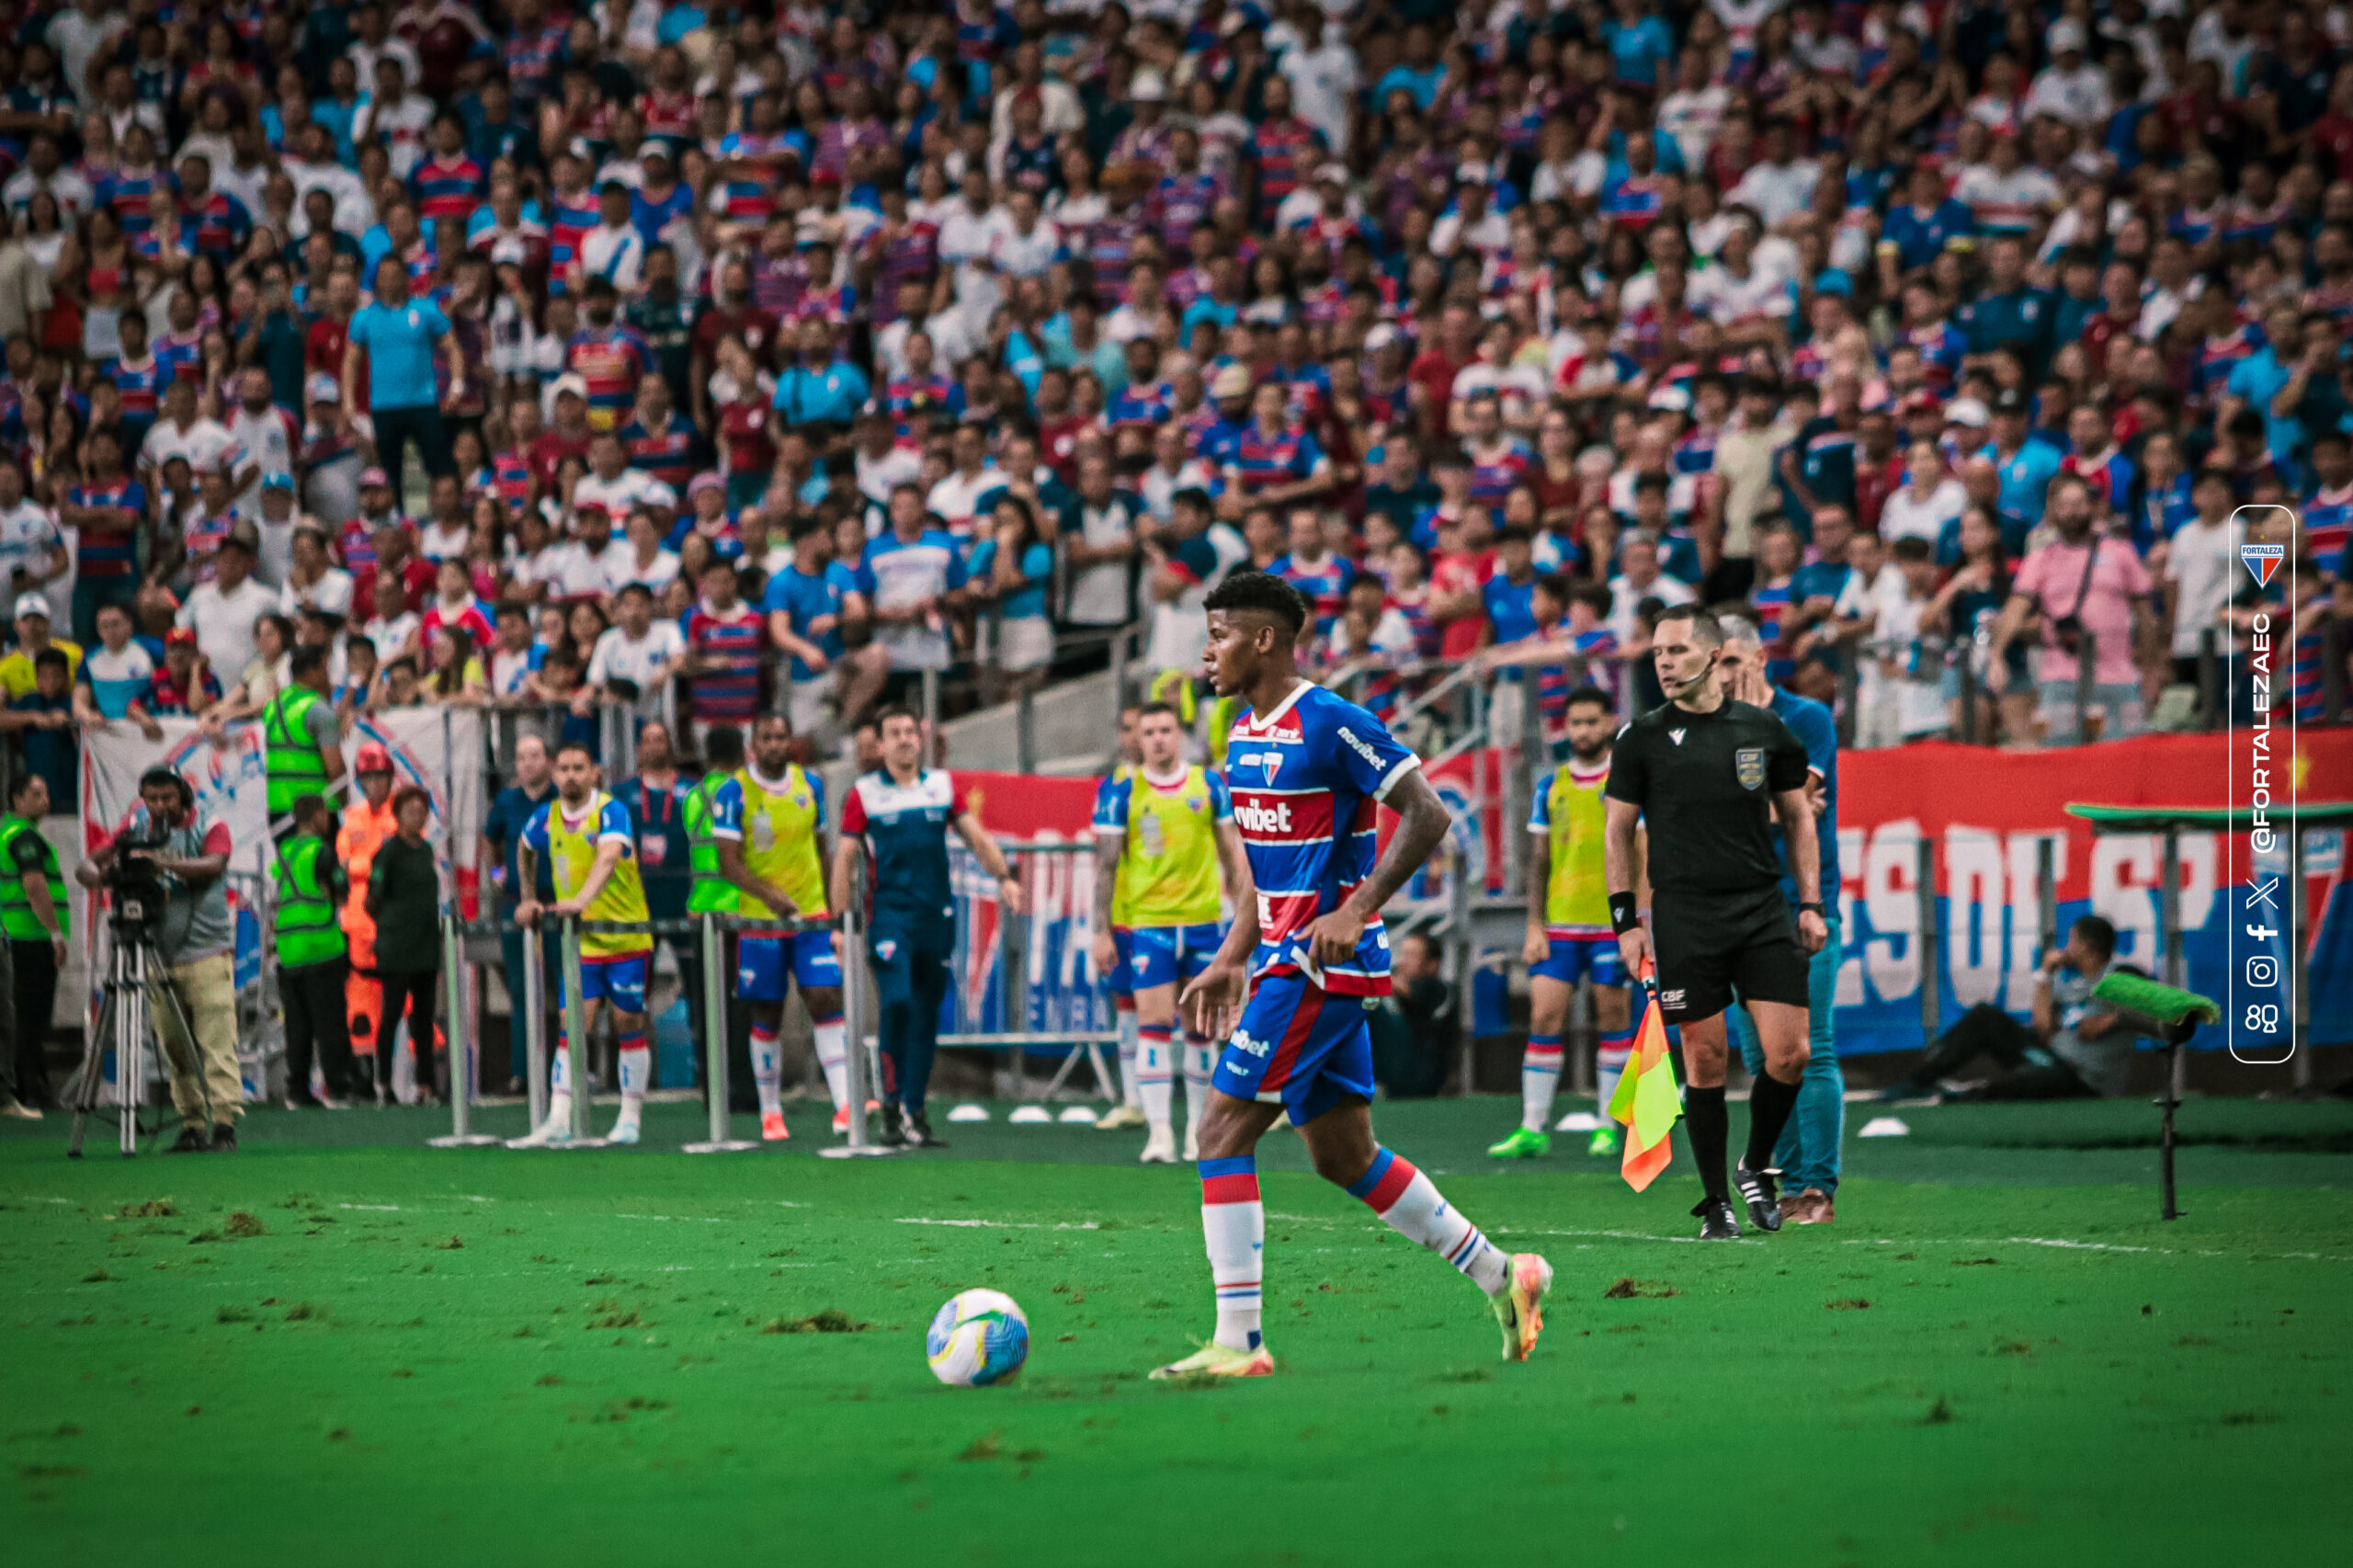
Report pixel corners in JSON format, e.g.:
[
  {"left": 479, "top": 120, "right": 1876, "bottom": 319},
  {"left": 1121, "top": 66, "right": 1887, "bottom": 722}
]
[{"left": 1605, "top": 960, "right": 1681, "bottom": 1191}]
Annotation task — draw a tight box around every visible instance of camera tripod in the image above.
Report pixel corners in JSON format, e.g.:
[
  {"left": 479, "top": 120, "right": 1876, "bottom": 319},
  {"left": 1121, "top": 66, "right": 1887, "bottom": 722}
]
[{"left": 64, "top": 914, "right": 205, "bottom": 1159}]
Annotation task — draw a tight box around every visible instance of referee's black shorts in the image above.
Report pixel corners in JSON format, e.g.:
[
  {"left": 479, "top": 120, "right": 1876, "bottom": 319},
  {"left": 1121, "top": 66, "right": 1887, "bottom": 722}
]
[{"left": 1650, "top": 887, "right": 1810, "bottom": 1023}]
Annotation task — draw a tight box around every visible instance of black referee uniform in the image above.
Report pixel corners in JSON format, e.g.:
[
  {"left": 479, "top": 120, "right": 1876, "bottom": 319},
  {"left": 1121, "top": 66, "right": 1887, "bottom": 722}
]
[{"left": 1606, "top": 696, "right": 1813, "bottom": 1231}]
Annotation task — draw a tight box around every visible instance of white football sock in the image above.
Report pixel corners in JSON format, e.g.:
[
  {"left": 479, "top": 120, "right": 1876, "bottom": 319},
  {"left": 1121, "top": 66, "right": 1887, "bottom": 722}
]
[
  {"left": 545, "top": 1040, "right": 572, "bottom": 1127},
  {"left": 1199, "top": 1156, "right": 1263, "bottom": 1351},
  {"left": 1136, "top": 1023, "right": 1173, "bottom": 1133},
  {"left": 750, "top": 1024, "right": 784, "bottom": 1118},
  {"left": 1596, "top": 1030, "right": 1632, "bottom": 1123},
  {"left": 614, "top": 1037, "right": 649, "bottom": 1126},
  {"left": 1522, "top": 1034, "right": 1563, "bottom": 1131},
  {"left": 1183, "top": 1034, "right": 1214, "bottom": 1144},
  {"left": 1347, "top": 1148, "right": 1510, "bottom": 1296},
  {"left": 812, "top": 1017, "right": 849, "bottom": 1111}
]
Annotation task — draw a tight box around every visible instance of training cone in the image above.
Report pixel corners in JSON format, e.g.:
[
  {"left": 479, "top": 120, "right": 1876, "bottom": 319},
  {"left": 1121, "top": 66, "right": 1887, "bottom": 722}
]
[{"left": 1606, "top": 960, "right": 1681, "bottom": 1192}]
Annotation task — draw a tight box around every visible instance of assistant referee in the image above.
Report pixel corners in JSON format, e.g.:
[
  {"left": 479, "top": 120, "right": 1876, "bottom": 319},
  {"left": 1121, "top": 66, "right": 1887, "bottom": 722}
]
[{"left": 1603, "top": 606, "right": 1827, "bottom": 1240}]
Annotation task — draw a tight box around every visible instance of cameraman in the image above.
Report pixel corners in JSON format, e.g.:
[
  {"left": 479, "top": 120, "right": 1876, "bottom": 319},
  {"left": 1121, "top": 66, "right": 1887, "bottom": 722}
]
[{"left": 75, "top": 767, "right": 243, "bottom": 1153}]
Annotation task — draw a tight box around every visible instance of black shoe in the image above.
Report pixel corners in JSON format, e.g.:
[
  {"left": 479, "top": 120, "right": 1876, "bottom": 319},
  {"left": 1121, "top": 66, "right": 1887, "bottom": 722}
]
[
  {"left": 1692, "top": 1198, "right": 1742, "bottom": 1241},
  {"left": 903, "top": 1112, "right": 948, "bottom": 1149},
  {"left": 165, "top": 1124, "right": 210, "bottom": 1154},
  {"left": 1735, "top": 1164, "right": 1781, "bottom": 1233},
  {"left": 878, "top": 1102, "right": 907, "bottom": 1148},
  {"left": 209, "top": 1123, "right": 239, "bottom": 1153},
  {"left": 283, "top": 1095, "right": 324, "bottom": 1110}
]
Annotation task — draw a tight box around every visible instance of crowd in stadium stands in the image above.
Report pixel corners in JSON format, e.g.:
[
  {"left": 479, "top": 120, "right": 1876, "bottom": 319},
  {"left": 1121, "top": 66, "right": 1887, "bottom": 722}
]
[{"left": 0, "top": 0, "right": 2343, "bottom": 807}]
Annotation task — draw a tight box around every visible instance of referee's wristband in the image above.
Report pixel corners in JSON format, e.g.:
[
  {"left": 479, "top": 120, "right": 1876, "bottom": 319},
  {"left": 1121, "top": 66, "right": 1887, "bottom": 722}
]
[{"left": 1608, "top": 893, "right": 1640, "bottom": 935}]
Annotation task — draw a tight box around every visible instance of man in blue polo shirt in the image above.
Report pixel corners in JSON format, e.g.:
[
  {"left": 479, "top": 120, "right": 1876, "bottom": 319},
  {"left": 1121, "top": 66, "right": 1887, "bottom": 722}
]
[
  {"left": 1956, "top": 234, "right": 2054, "bottom": 372},
  {"left": 831, "top": 706, "right": 1025, "bottom": 1148},
  {"left": 774, "top": 317, "right": 870, "bottom": 438},
  {"left": 342, "top": 255, "right": 460, "bottom": 516},
  {"left": 1980, "top": 386, "right": 2063, "bottom": 528},
  {"left": 1717, "top": 611, "right": 1846, "bottom": 1225}
]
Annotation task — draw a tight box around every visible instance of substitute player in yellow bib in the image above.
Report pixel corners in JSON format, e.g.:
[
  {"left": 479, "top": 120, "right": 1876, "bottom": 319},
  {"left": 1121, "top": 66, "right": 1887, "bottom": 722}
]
[
  {"left": 1492, "top": 686, "right": 1635, "bottom": 1159},
  {"left": 1092, "top": 706, "right": 1149, "bottom": 1131},
  {"left": 1091, "top": 701, "right": 1251, "bottom": 1164},
  {"left": 511, "top": 741, "right": 657, "bottom": 1147},
  {"left": 711, "top": 713, "right": 847, "bottom": 1142}
]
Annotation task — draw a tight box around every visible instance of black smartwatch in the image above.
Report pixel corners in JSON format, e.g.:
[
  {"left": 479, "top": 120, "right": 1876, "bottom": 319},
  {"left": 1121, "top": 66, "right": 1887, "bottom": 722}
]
[{"left": 1797, "top": 902, "right": 1826, "bottom": 915}]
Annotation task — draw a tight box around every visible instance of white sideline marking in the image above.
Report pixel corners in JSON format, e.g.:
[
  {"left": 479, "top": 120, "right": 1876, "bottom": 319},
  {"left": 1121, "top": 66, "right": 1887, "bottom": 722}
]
[
  {"left": 342, "top": 1204, "right": 402, "bottom": 1211},
  {"left": 894, "top": 1217, "right": 1101, "bottom": 1231}
]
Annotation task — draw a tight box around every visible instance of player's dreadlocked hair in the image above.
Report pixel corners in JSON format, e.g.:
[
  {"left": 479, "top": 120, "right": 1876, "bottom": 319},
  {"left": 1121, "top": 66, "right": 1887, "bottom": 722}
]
[{"left": 1204, "top": 570, "right": 1310, "bottom": 639}]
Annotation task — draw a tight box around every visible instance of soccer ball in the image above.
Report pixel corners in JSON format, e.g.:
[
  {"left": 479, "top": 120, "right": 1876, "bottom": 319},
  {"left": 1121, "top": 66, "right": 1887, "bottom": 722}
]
[{"left": 926, "top": 1289, "right": 1029, "bottom": 1387}]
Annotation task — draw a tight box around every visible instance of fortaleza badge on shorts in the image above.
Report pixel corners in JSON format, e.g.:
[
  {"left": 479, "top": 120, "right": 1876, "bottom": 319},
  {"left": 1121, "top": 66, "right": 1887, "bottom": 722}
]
[
  {"left": 1734, "top": 746, "right": 1766, "bottom": 790},
  {"left": 2240, "top": 542, "right": 2284, "bottom": 587}
]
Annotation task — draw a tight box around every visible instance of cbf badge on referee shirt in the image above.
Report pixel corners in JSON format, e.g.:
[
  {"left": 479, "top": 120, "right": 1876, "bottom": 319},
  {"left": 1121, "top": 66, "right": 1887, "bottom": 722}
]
[{"left": 1734, "top": 747, "right": 1766, "bottom": 791}]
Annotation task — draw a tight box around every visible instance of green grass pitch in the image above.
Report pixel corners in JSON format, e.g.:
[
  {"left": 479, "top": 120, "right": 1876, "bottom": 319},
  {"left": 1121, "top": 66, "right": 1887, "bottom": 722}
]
[{"left": 4, "top": 1096, "right": 2348, "bottom": 1565}]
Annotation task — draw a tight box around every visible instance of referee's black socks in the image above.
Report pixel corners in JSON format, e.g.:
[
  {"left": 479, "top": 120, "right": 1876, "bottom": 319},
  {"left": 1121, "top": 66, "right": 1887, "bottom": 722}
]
[
  {"left": 1686, "top": 1085, "right": 1730, "bottom": 1204},
  {"left": 1745, "top": 1070, "right": 1802, "bottom": 1174}
]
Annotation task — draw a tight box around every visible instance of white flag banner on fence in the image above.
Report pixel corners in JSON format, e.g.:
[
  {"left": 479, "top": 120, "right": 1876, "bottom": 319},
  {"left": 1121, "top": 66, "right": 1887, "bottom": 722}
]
[
  {"left": 80, "top": 707, "right": 485, "bottom": 873},
  {"left": 78, "top": 709, "right": 486, "bottom": 1102}
]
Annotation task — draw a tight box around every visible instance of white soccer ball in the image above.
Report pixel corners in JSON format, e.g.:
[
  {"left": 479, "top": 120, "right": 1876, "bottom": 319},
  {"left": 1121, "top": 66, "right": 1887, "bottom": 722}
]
[{"left": 926, "top": 1289, "right": 1029, "bottom": 1387}]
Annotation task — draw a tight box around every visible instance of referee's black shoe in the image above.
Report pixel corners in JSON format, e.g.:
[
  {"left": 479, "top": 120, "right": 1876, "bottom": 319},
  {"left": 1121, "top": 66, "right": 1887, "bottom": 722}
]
[
  {"left": 1692, "top": 1198, "right": 1742, "bottom": 1241},
  {"left": 903, "top": 1112, "right": 948, "bottom": 1150},
  {"left": 879, "top": 1102, "right": 908, "bottom": 1148},
  {"left": 1735, "top": 1164, "right": 1782, "bottom": 1232}
]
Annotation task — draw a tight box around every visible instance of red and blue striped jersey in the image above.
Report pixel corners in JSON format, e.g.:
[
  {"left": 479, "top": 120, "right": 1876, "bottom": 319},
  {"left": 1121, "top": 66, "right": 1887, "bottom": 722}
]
[
  {"left": 637, "top": 88, "right": 697, "bottom": 142},
  {"left": 548, "top": 193, "right": 603, "bottom": 285},
  {"left": 1904, "top": 322, "right": 1968, "bottom": 393},
  {"left": 1248, "top": 119, "right": 1324, "bottom": 222},
  {"left": 1600, "top": 172, "right": 1672, "bottom": 229},
  {"left": 176, "top": 190, "right": 252, "bottom": 260},
  {"left": 2302, "top": 481, "right": 2353, "bottom": 569},
  {"left": 566, "top": 325, "right": 653, "bottom": 426},
  {"left": 1104, "top": 379, "right": 1170, "bottom": 430},
  {"left": 885, "top": 373, "right": 954, "bottom": 445},
  {"left": 104, "top": 355, "right": 169, "bottom": 425},
  {"left": 618, "top": 417, "right": 699, "bottom": 492},
  {"left": 684, "top": 602, "right": 766, "bottom": 720},
  {"left": 492, "top": 449, "right": 535, "bottom": 511},
  {"left": 1149, "top": 171, "right": 1222, "bottom": 250},
  {"left": 1222, "top": 681, "right": 1418, "bottom": 996},
  {"left": 154, "top": 330, "right": 203, "bottom": 385},
  {"left": 1226, "top": 424, "right": 1325, "bottom": 495},
  {"left": 71, "top": 479, "right": 148, "bottom": 577},
  {"left": 502, "top": 26, "right": 567, "bottom": 102},
  {"left": 98, "top": 165, "right": 173, "bottom": 235},
  {"left": 2191, "top": 324, "right": 2261, "bottom": 409},
  {"left": 1082, "top": 215, "right": 1139, "bottom": 305},
  {"left": 1385, "top": 584, "right": 1440, "bottom": 658},
  {"left": 409, "top": 154, "right": 485, "bottom": 222},
  {"left": 1466, "top": 439, "right": 1529, "bottom": 510},
  {"left": 1754, "top": 575, "right": 1794, "bottom": 673},
  {"left": 1273, "top": 551, "right": 1356, "bottom": 635}
]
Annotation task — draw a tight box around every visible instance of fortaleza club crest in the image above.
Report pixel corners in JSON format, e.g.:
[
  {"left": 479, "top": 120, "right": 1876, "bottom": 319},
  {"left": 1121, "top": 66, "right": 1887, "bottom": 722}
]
[
  {"left": 2240, "top": 542, "right": 2285, "bottom": 588},
  {"left": 1734, "top": 746, "right": 1766, "bottom": 791}
]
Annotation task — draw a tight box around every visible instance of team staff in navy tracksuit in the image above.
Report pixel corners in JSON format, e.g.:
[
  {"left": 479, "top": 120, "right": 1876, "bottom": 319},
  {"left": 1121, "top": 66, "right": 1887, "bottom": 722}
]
[{"left": 830, "top": 706, "right": 1024, "bottom": 1148}]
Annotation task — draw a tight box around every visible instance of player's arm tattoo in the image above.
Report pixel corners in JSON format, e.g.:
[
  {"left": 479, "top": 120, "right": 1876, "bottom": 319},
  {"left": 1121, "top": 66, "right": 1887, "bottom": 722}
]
[
  {"left": 1525, "top": 833, "right": 1549, "bottom": 926},
  {"left": 1603, "top": 798, "right": 1643, "bottom": 898},
  {"left": 1344, "top": 765, "right": 1450, "bottom": 920},
  {"left": 1771, "top": 786, "right": 1821, "bottom": 905},
  {"left": 1091, "top": 832, "right": 1120, "bottom": 936}
]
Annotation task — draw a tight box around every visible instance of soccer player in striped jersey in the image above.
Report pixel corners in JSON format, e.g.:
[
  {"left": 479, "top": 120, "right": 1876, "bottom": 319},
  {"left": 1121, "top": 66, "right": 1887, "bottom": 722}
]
[
  {"left": 1092, "top": 702, "right": 1252, "bottom": 1164},
  {"left": 510, "top": 743, "right": 658, "bottom": 1147},
  {"left": 1491, "top": 687, "right": 1632, "bottom": 1159},
  {"left": 1154, "top": 571, "right": 1552, "bottom": 1380},
  {"left": 1090, "top": 707, "right": 1148, "bottom": 1131}
]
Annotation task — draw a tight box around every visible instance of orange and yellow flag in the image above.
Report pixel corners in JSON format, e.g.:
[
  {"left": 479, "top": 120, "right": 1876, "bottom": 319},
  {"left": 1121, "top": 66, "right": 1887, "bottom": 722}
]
[{"left": 1604, "top": 960, "right": 1681, "bottom": 1191}]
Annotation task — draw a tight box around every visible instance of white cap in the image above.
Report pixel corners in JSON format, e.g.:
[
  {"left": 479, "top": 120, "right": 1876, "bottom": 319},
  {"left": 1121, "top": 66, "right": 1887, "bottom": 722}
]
[
  {"left": 1131, "top": 69, "right": 1167, "bottom": 103},
  {"left": 1364, "top": 324, "right": 1402, "bottom": 353},
  {"left": 13, "top": 592, "right": 50, "bottom": 620},
  {"left": 305, "top": 372, "right": 339, "bottom": 404},
  {"left": 1946, "top": 396, "right": 1991, "bottom": 428},
  {"left": 551, "top": 373, "right": 590, "bottom": 402}
]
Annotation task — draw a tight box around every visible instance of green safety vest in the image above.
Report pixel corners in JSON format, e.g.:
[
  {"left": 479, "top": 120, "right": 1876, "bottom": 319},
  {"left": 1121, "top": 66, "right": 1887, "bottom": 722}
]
[
  {"left": 0, "top": 813, "right": 65, "bottom": 941},
  {"left": 263, "top": 686, "right": 331, "bottom": 815},
  {"left": 683, "top": 771, "right": 740, "bottom": 915},
  {"left": 272, "top": 833, "right": 347, "bottom": 969}
]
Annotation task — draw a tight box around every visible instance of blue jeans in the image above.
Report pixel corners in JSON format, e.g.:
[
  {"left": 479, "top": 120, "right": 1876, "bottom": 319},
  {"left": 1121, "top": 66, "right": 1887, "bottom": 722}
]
[{"left": 1731, "top": 912, "right": 1845, "bottom": 1194}]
